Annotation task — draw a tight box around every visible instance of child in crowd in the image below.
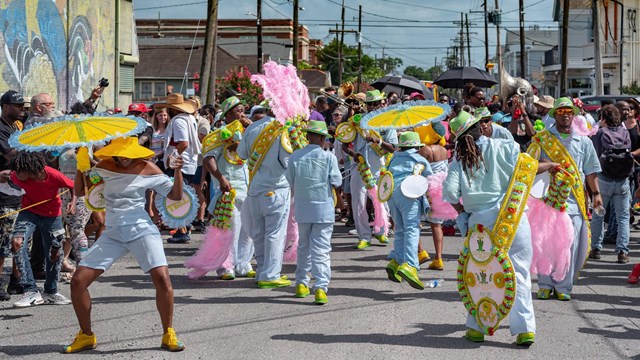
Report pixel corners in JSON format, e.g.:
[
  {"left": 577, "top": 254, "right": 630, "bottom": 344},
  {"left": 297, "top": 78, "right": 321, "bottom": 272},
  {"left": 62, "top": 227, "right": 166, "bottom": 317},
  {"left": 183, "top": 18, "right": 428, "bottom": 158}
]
[
  {"left": 287, "top": 120, "right": 342, "bottom": 305},
  {"left": 384, "top": 131, "right": 433, "bottom": 290},
  {"left": 0, "top": 151, "right": 76, "bottom": 307}
]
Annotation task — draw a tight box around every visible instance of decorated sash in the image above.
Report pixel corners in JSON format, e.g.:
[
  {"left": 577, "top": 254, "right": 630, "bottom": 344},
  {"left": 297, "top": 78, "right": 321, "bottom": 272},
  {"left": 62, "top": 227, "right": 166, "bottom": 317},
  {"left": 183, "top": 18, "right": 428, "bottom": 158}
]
[
  {"left": 202, "top": 120, "right": 246, "bottom": 165},
  {"left": 184, "top": 189, "right": 236, "bottom": 279},
  {"left": 527, "top": 129, "right": 590, "bottom": 264},
  {"left": 335, "top": 114, "right": 386, "bottom": 157},
  {"left": 457, "top": 153, "right": 537, "bottom": 335},
  {"left": 248, "top": 119, "right": 288, "bottom": 183}
]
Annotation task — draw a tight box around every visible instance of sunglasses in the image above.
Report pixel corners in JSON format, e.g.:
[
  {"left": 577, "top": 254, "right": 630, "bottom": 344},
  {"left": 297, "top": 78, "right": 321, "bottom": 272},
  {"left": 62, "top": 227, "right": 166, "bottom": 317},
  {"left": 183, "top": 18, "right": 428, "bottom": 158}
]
[
  {"left": 472, "top": 95, "right": 485, "bottom": 101},
  {"left": 332, "top": 113, "right": 342, "bottom": 117},
  {"left": 480, "top": 118, "right": 492, "bottom": 123},
  {"left": 555, "top": 108, "right": 574, "bottom": 115}
]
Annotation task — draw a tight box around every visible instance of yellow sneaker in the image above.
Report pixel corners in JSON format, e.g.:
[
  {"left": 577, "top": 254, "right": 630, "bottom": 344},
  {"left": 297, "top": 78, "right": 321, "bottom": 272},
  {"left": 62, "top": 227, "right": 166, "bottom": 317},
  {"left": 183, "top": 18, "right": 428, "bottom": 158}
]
[
  {"left": 428, "top": 259, "right": 444, "bottom": 270},
  {"left": 220, "top": 273, "right": 235, "bottom": 280},
  {"left": 385, "top": 259, "right": 402, "bottom": 283},
  {"left": 314, "top": 289, "right": 328, "bottom": 305},
  {"left": 418, "top": 250, "right": 431, "bottom": 264},
  {"left": 516, "top": 332, "right": 535, "bottom": 346},
  {"left": 397, "top": 263, "right": 424, "bottom": 290},
  {"left": 257, "top": 277, "right": 292, "bottom": 289},
  {"left": 161, "top": 327, "right": 185, "bottom": 352},
  {"left": 464, "top": 328, "right": 485, "bottom": 342},
  {"left": 295, "top": 283, "right": 310, "bottom": 298},
  {"left": 373, "top": 234, "right": 389, "bottom": 245},
  {"left": 354, "top": 240, "right": 370, "bottom": 250},
  {"left": 63, "top": 330, "right": 96, "bottom": 354},
  {"left": 245, "top": 270, "right": 256, "bottom": 278}
]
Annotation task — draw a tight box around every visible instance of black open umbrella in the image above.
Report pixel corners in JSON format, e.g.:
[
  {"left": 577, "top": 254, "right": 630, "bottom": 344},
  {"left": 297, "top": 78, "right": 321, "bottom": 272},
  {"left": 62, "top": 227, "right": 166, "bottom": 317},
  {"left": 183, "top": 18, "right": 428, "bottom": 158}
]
[
  {"left": 370, "top": 74, "right": 433, "bottom": 99},
  {"left": 433, "top": 66, "right": 498, "bottom": 88}
]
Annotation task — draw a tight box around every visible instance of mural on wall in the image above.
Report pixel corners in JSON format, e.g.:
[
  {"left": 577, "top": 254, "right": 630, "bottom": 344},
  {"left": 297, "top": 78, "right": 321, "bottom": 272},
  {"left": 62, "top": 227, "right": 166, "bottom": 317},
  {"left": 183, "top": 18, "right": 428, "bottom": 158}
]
[{"left": 0, "top": 0, "right": 115, "bottom": 110}]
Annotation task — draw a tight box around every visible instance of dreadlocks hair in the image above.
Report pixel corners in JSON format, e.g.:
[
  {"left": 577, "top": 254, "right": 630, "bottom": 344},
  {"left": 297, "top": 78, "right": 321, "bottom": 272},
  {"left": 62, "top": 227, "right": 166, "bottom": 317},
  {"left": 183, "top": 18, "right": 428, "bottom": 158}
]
[
  {"left": 10, "top": 151, "right": 47, "bottom": 175},
  {"left": 455, "top": 122, "right": 485, "bottom": 183}
]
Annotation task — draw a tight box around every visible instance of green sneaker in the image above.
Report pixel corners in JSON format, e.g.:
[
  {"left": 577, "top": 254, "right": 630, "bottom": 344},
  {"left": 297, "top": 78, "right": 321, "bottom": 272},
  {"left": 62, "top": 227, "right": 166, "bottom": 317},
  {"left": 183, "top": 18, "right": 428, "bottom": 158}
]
[
  {"left": 295, "top": 283, "right": 310, "bottom": 298},
  {"left": 314, "top": 289, "right": 328, "bottom": 305},
  {"left": 464, "top": 328, "right": 485, "bottom": 343},
  {"left": 385, "top": 259, "right": 402, "bottom": 283},
  {"left": 556, "top": 292, "right": 571, "bottom": 301},
  {"left": 257, "top": 277, "right": 291, "bottom": 289},
  {"left": 396, "top": 263, "right": 424, "bottom": 290},
  {"left": 537, "top": 288, "right": 551, "bottom": 300},
  {"left": 220, "top": 273, "right": 235, "bottom": 281},
  {"left": 516, "top": 332, "right": 535, "bottom": 346},
  {"left": 354, "top": 240, "right": 370, "bottom": 250},
  {"left": 373, "top": 234, "right": 389, "bottom": 245}
]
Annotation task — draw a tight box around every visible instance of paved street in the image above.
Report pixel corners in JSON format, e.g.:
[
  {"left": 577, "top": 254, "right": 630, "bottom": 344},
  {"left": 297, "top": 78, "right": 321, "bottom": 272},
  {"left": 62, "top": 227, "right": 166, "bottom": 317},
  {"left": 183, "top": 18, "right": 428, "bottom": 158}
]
[{"left": 1, "top": 223, "right": 639, "bottom": 359}]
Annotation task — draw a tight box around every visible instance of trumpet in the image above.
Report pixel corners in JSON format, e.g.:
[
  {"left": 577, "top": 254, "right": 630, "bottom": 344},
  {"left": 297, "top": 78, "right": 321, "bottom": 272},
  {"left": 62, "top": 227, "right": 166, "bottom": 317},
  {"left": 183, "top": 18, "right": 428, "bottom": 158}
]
[{"left": 319, "top": 89, "right": 349, "bottom": 106}]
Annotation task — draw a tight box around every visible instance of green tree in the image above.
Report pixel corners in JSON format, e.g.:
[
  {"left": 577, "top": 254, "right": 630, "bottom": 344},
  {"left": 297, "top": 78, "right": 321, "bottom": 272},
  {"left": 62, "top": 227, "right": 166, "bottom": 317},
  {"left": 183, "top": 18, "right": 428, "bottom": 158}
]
[
  {"left": 377, "top": 57, "right": 404, "bottom": 73},
  {"left": 621, "top": 81, "right": 640, "bottom": 95},
  {"left": 404, "top": 66, "right": 427, "bottom": 80},
  {"left": 316, "top": 39, "right": 392, "bottom": 84},
  {"left": 215, "top": 67, "right": 263, "bottom": 107}
]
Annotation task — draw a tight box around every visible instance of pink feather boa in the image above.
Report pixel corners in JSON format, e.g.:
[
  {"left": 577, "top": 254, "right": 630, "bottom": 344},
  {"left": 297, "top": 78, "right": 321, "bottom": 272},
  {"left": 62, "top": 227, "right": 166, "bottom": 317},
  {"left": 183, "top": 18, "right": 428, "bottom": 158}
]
[
  {"left": 283, "top": 198, "right": 298, "bottom": 263},
  {"left": 369, "top": 187, "right": 390, "bottom": 235},
  {"left": 183, "top": 226, "right": 234, "bottom": 279},
  {"left": 250, "top": 61, "right": 310, "bottom": 124},
  {"left": 572, "top": 115, "right": 599, "bottom": 136},
  {"left": 526, "top": 197, "right": 573, "bottom": 281},
  {"left": 426, "top": 171, "right": 458, "bottom": 220}
]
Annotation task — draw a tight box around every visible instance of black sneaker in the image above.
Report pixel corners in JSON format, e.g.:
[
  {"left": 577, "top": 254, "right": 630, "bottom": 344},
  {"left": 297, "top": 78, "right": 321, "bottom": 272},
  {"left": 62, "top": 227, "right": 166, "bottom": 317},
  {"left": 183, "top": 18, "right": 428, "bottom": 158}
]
[
  {"left": 0, "top": 287, "right": 10, "bottom": 301},
  {"left": 589, "top": 249, "right": 601, "bottom": 260},
  {"left": 617, "top": 251, "right": 629, "bottom": 264},
  {"left": 167, "top": 233, "right": 190, "bottom": 244},
  {"left": 191, "top": 220, "right": 207, "bottom": 233},
  {"left": 7, "top": 276, "right": 23, "bottom": 295}
]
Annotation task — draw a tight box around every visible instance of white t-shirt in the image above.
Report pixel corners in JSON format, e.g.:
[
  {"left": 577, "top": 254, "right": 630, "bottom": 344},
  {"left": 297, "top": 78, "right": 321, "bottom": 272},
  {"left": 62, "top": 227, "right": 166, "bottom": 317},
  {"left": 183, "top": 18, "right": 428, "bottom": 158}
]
[{"left": 163, "top": 113, "right": 202, "bottom": 175}]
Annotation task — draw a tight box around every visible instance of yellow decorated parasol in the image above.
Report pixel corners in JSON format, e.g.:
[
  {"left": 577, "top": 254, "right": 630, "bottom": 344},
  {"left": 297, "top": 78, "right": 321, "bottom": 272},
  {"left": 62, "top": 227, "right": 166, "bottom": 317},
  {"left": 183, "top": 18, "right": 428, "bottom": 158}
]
[
  {"left": 360, "top": 100, "right": 451, "bottom": 131},
  {"left": 9, "top": 114, "right": 147, "bottom": 171}
]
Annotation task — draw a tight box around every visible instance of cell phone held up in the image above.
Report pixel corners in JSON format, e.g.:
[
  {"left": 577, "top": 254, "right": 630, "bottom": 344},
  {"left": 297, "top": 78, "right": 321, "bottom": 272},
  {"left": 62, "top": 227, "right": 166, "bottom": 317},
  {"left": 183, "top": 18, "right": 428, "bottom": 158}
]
[{"left": 98, "top": 78, "right": 109, "bottom": 88}]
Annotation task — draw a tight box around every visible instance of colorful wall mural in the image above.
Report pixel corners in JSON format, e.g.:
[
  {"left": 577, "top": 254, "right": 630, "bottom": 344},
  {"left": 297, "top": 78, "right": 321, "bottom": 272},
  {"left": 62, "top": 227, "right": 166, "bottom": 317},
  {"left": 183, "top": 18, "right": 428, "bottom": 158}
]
[{"left": 0, "top": 0, "right": 116, "bottom": 110}]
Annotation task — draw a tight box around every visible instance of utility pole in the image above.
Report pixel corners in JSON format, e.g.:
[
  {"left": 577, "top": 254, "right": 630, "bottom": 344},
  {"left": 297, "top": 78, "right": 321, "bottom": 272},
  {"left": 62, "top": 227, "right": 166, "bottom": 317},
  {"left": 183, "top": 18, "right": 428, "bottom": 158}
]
[
  {"left": 593, "top": 0, "right": 604, "bottom": 95},
  {"left": 335, "top": 24, "right": 340, "bottom": 80},
  {"left": 339, "top": 0, "right": 345, "bottom": 84},
  {"left": 495, "top": 0, "right": 502, "bottom": 93},
  {"left": 257, "top": 0, "right": 263, "bottom": 73},
  {"left": 200, "top": 0, "right": 218, "bottom": 104},
  {"left": 483, "top": 0, "right": 489, "bottom": 71},
  {"left": 460, "top": 13, "right": 465, "bottom": 67},
  {"left": 357, "top": 5, "right": 362, "bottom": 92},
  {"left": 560, "top": 0, "right": 569, "bottom": 94},
  {"left": 465, "top": 13, "right": 471, "bottom": 67},
  {"left": 519, "top": 0, "right": 526, "bottom": 78},
  {"left": 292, "top": 0, "right": 299, "bottom": 69}
]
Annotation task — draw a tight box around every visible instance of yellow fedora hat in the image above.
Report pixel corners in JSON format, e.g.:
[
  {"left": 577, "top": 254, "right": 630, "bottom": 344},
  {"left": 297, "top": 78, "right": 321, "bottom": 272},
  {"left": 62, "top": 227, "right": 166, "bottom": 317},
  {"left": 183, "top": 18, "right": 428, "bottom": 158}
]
[{"left": 94, "top": 137, "right": 155, "bottom": 160}]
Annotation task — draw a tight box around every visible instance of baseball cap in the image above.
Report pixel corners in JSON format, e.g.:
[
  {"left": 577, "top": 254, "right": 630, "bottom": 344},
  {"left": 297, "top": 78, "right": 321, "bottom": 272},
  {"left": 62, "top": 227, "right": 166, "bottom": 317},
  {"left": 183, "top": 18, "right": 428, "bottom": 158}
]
[
  {"left": 0, "top": 90, "right": 26, "bottom": 106},
  {"left": 128, "top": 103, "right": 149, "bottom": 113}
]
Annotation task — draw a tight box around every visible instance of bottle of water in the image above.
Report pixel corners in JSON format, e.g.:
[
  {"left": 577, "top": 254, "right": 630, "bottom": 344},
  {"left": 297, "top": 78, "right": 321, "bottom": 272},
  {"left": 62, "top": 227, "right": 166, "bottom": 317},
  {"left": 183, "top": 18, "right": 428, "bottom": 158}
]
[{"left": 425, "top": 279, "right": 445, "bottom": 288}]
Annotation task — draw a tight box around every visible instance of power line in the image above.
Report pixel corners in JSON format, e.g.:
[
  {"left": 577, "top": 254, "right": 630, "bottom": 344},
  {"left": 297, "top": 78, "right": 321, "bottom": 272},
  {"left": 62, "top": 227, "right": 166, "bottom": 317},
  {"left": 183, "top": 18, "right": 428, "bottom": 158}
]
[{"left": 135, "top": 1, "right": 206, "bottom": 11}]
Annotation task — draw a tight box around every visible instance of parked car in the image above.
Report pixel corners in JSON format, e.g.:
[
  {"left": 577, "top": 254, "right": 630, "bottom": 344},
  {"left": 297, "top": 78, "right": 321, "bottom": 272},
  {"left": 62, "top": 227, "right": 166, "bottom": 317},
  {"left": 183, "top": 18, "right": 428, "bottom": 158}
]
[{"left": 580, "top": 95, "right": 640, "bottom": 117}]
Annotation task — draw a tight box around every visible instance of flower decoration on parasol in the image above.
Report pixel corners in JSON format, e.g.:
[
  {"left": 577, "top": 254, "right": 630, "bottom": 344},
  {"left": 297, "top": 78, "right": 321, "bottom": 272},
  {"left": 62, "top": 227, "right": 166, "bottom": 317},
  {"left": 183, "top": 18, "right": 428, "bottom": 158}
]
[
  {"left": 360, "top": 100, "right": 451, "bottom": 131},
  {"left": 9, "top": 113, "right": 147, "bottom": 172}
]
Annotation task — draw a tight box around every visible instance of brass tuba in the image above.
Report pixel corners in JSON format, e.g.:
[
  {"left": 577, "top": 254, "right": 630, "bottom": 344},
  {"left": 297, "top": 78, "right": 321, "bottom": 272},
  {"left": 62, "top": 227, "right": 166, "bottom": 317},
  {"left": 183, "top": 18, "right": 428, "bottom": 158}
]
[
  {"left": 338, "top": 82, "right": 354, "bottom": 99},
  {"left": 500, "top": 67, "right": 533, "bottom": 106}
]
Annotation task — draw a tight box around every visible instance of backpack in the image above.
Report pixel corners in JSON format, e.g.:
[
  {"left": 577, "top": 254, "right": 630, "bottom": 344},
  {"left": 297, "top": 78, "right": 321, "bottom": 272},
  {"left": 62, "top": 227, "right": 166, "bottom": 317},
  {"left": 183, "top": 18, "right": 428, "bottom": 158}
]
[{"left": 599, "top": 126, "right": 633, "bottom": 179}]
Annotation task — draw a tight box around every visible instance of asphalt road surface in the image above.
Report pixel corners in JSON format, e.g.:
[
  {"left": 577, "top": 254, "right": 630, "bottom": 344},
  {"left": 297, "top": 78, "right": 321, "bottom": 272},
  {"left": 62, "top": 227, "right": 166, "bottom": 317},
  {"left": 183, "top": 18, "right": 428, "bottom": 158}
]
[{"left": 1, "top": 223, "right": 639, "bottom": 359}]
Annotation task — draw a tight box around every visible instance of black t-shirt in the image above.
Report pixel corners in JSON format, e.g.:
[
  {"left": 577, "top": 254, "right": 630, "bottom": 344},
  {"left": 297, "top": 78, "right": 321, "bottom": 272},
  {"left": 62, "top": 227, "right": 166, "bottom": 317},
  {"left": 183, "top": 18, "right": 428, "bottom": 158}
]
[{"left": 0, "top": 117, "right": 22, "bottom": 207}]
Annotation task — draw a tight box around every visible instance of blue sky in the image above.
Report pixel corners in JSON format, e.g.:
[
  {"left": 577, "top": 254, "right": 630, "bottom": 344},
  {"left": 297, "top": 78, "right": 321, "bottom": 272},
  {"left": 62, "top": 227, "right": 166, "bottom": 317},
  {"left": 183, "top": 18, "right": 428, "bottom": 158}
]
[{"left": 134, "top": 0, "right": 558, "bottom": 69}]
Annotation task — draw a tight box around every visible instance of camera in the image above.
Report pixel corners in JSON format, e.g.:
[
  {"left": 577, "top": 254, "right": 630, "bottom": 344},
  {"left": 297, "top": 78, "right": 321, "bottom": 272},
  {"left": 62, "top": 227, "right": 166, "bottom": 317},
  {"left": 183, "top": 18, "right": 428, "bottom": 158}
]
[{"left": 98, "top": 78, "right": 109, "bottom": 88}]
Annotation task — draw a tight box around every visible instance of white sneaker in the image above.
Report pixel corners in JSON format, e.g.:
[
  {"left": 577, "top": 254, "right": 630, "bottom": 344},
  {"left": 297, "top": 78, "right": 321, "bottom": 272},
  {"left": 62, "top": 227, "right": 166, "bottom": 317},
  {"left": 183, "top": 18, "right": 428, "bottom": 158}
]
[
  {"left": 13, "top": 291, "right": 44, "bottom": 308},
  {"left": 348, "top": 229, "right": 359, "bottom": 236},
  {"left": 42, "top": 292, "right": 72, "bottom": 305}
]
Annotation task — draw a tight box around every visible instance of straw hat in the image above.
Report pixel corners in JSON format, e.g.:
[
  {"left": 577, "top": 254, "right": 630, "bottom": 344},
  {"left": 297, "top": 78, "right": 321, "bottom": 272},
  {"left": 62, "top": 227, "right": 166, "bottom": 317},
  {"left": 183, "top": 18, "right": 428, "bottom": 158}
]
[
  {"left": 154, "top": 93, "right": 198, "bottom": 114},
  {"left": 220, "top": 96, "right": 246, "bottom": 117},
  {"left": 549, "top": 97, "right": 579, "bottom": 118},
  {"left": 449, "top": 110, "right": 480, "bottom": 140},
  {"left": 534, "top": 95, "right": 555, "bottom": 109},
  {"left": 398, "top": 131, "right": 424, "bottom": 148},
  {"left": 94, "top": 137, "right": 155, "bottom": 160},
  {"left": 302, "top": 120, "right": 332, "bottom": 138},
  {"left": 364, "top": 90, "right": 386, "bottom": 103}
]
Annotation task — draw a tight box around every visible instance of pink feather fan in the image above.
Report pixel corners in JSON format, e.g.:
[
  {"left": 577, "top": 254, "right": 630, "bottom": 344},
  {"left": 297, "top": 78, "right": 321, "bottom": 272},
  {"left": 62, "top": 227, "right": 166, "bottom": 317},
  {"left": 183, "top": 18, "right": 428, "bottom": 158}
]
[
  {"left": 184, "top": 226, "right": 234, "bottom": 279},
  {"left": 251, "top": 61, "right": 310, "bottom": 124}
]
